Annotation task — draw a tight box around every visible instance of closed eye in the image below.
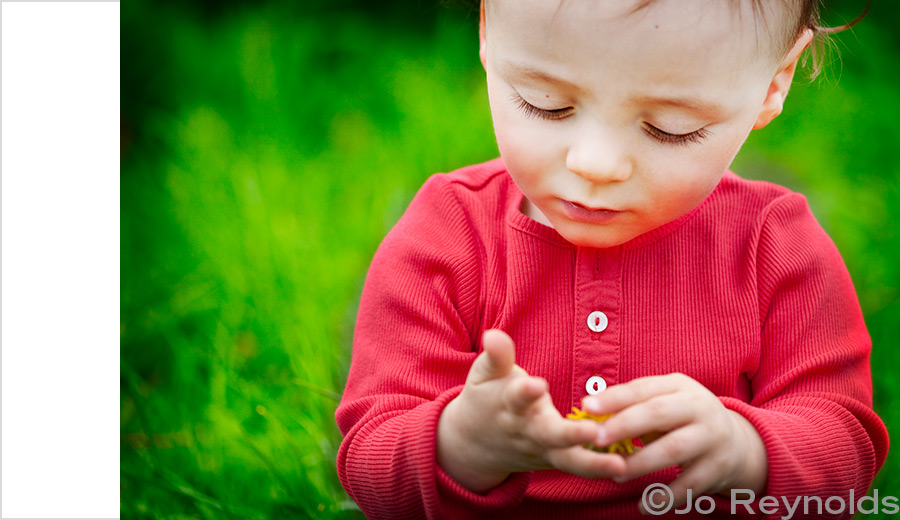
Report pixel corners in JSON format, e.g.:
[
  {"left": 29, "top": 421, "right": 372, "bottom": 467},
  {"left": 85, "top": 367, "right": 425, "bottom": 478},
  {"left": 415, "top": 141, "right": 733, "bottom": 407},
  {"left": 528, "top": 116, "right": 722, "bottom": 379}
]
[
  {"left": 511, "top": 92, "right": 572, "bottom": 121},
  {"left": 643, "top": 123, "right": 710, "bottom": 146}
]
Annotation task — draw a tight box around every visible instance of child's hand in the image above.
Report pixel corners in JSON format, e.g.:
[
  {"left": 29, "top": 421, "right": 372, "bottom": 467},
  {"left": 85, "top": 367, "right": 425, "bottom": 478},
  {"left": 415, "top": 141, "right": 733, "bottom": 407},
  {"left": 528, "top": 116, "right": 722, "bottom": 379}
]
[
  {"left": 581, "top": 374, "right": 768, "bottom": 512},
  {"left": 437, "top": 330, "right": 627, "bottom": 492}
]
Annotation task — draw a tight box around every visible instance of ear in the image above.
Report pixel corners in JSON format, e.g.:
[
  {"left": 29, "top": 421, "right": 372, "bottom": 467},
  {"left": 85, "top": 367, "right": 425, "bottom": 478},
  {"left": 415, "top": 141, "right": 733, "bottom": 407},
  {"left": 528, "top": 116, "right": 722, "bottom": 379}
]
[
  {"left": 753, "top": 28, "right": 814, "bottom": 129},
  {"left": 479, "top": 0, "right": 487, "bottom": 70}
]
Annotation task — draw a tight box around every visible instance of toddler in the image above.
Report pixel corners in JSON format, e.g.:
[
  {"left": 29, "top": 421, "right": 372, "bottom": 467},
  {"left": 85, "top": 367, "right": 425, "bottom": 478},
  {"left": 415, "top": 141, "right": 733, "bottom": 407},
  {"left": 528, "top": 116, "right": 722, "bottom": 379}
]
[{"left": 335, "top": 0, "right": 889, "bottom": 518}]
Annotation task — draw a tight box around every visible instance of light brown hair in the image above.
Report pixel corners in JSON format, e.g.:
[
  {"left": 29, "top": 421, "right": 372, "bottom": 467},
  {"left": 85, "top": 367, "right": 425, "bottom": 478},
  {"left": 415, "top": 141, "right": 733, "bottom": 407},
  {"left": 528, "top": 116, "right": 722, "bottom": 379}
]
[{"left": 446, "top": 0, "right": 869, "bottom": 78}]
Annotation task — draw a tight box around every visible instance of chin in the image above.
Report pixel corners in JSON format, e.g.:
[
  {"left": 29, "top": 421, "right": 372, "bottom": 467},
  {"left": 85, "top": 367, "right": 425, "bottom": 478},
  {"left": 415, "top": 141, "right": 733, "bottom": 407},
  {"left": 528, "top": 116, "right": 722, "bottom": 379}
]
[{"left": 557, "top": 225, "right": 632, "bottom": 249}]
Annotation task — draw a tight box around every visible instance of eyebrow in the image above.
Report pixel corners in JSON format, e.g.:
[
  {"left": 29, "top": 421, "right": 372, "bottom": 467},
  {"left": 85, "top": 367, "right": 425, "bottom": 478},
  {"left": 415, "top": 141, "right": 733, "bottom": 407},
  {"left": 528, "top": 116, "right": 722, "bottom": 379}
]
[
  {"left": 632, "top": 95, "right": 726, "bottom": 117},
  {"left": 498, "top": 61, "right": 583, "bottom": 92}
]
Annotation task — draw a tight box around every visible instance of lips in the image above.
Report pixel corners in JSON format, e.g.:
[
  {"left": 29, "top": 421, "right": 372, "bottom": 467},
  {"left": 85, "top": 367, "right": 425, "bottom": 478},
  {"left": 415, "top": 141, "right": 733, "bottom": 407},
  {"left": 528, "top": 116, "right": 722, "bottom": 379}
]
[{"left": 562, "top": 200, "right": 622, "bottom": 223}]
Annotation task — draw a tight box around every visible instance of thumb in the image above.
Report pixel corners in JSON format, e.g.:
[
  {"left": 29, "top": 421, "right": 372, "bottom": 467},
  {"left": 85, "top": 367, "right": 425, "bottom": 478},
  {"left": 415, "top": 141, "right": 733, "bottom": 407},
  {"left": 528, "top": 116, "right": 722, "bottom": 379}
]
[{"left": 468, "top": 329, "right": 516, "bottom": 384}]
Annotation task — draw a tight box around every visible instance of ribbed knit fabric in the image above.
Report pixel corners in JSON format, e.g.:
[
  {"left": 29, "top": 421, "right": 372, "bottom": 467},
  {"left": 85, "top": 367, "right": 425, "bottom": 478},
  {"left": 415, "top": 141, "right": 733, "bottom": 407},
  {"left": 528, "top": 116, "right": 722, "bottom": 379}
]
[{"left": 335, "top": 158, "right": 889, "bottom": 519}]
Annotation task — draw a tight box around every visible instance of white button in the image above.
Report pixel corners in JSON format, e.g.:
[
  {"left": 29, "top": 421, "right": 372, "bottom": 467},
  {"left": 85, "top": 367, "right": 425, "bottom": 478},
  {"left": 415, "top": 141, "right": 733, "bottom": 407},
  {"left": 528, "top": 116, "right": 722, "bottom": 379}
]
[
  {"left": 586, "top": 376, "right": 607, "bottom": 395},
  {"left": 587, "top": 311, "right": 608, "bottom": 332}
]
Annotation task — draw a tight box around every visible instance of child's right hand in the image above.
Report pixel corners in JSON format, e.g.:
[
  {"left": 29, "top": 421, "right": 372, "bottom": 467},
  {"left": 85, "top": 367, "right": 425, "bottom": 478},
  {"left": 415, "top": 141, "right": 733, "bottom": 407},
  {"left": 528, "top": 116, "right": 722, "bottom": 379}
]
[{"left": 436, "top": 329, "right": 627, "bottom": 492}]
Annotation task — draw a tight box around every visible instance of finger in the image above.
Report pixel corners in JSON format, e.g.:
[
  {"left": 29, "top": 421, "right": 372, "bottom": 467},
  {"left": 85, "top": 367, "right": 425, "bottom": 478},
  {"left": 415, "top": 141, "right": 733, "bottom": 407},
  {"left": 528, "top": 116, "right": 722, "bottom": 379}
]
[
  {"left": 581, "top": 373, "right": 691, "bottom": 416},
  {"left": 615, "top": 424, "right": 708, "bottom": 481},
  {"left": 468, "top": 329, "right": 516, "bottom": 384},
  {"left": 503, "top": 375, "right": 547, "bottom": 414},
  {"left": 545, "top": 445, "right": 627, "bottom": 479},
  {"left": 639, "top": 458, "right": 727, "bottom": 514},
  {"left": 594, "top": 392, "right": 694, "bottom": 448},
  {"left": 525, "top": 413, "right": 600, "bottom": 448}
]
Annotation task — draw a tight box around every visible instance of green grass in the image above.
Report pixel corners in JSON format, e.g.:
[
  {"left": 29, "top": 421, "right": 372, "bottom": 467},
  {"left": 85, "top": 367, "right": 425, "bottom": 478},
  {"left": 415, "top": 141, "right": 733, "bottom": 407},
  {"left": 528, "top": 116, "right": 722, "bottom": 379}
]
[{"left": 122, "top": 2, "right": 900, "bottom": 517}]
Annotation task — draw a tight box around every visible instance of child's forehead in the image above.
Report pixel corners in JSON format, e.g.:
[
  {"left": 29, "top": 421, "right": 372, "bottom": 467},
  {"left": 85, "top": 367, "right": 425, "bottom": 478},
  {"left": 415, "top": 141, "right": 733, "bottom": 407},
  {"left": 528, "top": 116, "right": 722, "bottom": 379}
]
[
  {"left": 485, "top": 0, "right": 784, "bottom": 108},
  {"left": 486, "top": 0, "right": 788, "bottom": 67}
]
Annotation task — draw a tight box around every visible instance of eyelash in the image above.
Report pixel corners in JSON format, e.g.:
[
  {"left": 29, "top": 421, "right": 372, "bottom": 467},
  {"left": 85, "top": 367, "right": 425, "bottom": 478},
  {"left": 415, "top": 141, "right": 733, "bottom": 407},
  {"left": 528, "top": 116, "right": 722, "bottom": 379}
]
[
  {"left": 511, "top": 92, "right": 571, "bottom": 121},
  {"left": 643, "top": 124, "right": 711, "bottom": 146},
  {"left": 511, "top": 91, "right": 711, "bottom": 146}
]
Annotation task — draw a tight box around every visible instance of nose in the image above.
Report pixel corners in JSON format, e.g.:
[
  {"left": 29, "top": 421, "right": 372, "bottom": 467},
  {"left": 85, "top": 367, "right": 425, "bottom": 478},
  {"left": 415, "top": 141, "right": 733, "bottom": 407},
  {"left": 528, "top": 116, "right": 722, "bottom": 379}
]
[{"left": 565, "top": 126, "right": 633, "bottom": 184}]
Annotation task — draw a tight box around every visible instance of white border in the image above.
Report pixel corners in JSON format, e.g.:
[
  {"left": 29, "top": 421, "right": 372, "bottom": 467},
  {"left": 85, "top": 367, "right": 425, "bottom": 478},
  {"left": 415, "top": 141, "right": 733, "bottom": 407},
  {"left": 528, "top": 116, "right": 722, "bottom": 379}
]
[{"left": 1, "top": 1, "right": 120, "bottom": 517}]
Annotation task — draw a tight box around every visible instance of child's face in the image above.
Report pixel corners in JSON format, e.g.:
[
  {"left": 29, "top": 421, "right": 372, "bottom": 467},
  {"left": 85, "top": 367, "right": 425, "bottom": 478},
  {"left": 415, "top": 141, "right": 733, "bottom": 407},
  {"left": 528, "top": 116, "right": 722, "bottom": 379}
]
[{"left": 481, "top": 0, "right": 809, "bottom": 248}]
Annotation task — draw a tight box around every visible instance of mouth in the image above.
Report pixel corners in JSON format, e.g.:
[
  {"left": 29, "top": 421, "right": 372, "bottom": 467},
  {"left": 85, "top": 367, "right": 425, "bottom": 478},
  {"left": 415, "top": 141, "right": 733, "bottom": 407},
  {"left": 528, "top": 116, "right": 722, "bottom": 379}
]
[{"left": 562, "top": 200, "right": 622, "bottom": 223}]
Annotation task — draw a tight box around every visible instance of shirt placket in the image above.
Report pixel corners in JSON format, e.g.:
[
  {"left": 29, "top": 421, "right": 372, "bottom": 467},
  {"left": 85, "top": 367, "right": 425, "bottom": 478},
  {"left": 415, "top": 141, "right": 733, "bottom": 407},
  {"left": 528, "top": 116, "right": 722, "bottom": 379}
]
[{"left": 572, "top": 246, "right": 622, "bottom": 407}]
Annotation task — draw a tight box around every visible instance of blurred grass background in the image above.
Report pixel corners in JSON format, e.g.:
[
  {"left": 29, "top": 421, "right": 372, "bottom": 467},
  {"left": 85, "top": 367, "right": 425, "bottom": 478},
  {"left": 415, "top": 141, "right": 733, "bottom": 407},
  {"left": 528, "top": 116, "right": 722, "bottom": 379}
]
[{"left": 121, "top": 1, "right": 899, "bottom": 517}]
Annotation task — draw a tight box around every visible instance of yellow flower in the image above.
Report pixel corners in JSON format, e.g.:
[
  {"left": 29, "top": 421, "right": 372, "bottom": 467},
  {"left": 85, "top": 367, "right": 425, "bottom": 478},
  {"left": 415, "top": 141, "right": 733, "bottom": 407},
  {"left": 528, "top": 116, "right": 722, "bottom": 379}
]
[{"left": 566, "top": 407, "right": 636, "bottom": 455}]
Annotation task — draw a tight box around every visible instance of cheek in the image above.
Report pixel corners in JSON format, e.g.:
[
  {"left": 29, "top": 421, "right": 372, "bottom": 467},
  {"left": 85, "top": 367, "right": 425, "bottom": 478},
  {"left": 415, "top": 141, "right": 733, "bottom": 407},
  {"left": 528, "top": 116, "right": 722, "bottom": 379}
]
[
  {"left": 488, "top": 80, "right": 562, "bottom": 168},
  {"left": 643, "top": 146, "right": 730, "bottom": 210},
  {"left": 491, "top": 113, "right": 560, "bottom": 180}
]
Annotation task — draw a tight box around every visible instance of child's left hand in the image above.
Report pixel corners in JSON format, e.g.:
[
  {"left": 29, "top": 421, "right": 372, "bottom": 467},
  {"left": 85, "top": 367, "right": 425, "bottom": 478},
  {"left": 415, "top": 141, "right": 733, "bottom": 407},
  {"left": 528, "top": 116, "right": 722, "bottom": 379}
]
[{"left": 581, "top": 373, "right": 768, "bottom": 512}]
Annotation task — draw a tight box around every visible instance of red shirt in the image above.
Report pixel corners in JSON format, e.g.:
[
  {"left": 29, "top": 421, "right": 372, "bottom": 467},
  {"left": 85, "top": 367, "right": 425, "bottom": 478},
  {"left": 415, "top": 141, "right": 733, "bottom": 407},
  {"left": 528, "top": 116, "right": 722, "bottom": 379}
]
[{"left": 336, "top": 158, "right": 888, "bottom": 519}]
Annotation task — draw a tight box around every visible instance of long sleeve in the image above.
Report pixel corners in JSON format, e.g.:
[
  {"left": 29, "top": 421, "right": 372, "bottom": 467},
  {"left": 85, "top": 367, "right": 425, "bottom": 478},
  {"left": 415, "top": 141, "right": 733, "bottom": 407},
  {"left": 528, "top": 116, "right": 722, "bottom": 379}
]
[
  {"left": 720, "top": 193, "right": 889, "bottom": 518},
  {"left": 335, "top": 174, "right": 531, "bottom": 519},
  {"left": 334, "top": 161, "right": 890, "bottom": 519}
]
